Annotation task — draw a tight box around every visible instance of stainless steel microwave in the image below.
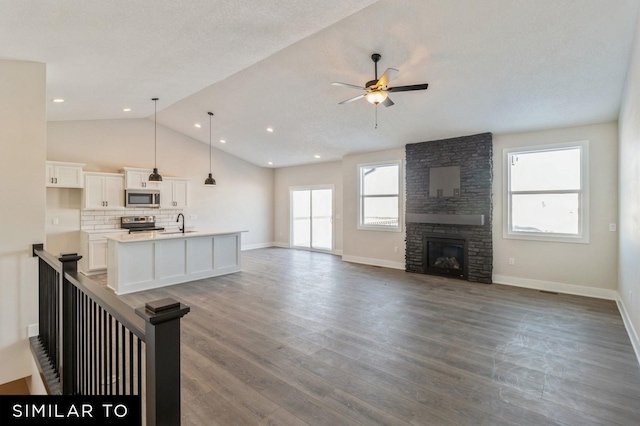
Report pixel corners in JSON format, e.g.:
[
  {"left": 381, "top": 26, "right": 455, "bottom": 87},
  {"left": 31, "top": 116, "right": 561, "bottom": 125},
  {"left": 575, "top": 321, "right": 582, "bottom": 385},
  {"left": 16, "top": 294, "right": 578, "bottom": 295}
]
[{"left": 125, "top": 189, "right": 161, "bottom": 208}]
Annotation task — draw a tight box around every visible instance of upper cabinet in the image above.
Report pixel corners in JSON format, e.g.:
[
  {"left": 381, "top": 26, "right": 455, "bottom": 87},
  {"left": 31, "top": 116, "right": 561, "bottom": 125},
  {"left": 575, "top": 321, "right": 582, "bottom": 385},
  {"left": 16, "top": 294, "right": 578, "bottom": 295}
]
[
  {"left": 46, "top": 161, "right": 85, "bottom": 188},
  {"left": 123, "top": 167, "right": 161, "bottom": 189},
  {"left": 84, "top": 172, "right": 125, "bottom": 210},
  {"left": 160, "top": 178, "right": 189, "bottom": 209}
]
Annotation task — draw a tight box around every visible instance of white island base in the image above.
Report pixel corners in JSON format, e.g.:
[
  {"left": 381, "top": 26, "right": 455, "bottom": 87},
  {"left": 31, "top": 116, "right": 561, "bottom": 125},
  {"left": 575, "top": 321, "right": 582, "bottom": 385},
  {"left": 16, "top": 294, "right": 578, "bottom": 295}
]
[{"left": 107, "top": 230, "right": 244, "bottom": 295}]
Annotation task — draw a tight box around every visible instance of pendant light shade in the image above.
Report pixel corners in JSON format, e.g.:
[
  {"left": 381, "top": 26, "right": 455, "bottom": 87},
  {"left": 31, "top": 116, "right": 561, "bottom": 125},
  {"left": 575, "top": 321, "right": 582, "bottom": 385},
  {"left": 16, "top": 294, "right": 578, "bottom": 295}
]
[
  {"left": 204, "top": 111, "right": 216, "bottom": 186},
  {"left": 149, "top": 98, "right": 163, "bottom": 182}
]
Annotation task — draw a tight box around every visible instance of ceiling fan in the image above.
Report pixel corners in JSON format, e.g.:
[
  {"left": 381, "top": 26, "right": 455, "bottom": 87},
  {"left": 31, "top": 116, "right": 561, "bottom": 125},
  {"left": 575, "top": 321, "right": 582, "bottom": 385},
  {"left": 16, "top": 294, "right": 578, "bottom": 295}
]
[{"left": 332, "top": 53, "right": 429, "bottom": 107}]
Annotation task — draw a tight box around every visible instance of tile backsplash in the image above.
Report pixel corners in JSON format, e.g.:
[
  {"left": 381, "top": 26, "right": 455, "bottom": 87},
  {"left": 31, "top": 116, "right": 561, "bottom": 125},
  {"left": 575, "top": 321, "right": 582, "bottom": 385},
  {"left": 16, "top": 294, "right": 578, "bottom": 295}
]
[{"left": 81, "top": 208, "right": 184, "bottom": 231}]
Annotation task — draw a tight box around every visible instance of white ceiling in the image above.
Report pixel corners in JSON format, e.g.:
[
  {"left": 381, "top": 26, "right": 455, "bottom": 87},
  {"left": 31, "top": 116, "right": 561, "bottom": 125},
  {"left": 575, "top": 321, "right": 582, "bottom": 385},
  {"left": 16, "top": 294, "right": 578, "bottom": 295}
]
[{"left": 2, "top": 0, "right": 639, "bottom": 167}]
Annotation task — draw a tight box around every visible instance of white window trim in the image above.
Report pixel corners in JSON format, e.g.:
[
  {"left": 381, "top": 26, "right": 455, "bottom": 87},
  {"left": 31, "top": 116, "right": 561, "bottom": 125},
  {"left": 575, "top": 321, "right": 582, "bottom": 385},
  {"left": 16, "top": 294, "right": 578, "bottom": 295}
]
[
  {"left": 503, "top": 140, "right": 589, "bottom": 244},
  {"left": 357, "top": 160, "right": 403, "bottom": 232}
]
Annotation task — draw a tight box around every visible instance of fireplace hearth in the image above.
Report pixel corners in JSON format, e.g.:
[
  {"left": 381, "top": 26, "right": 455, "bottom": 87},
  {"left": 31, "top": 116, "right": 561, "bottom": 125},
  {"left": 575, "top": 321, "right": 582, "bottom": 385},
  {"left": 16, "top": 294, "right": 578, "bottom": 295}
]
[{"left": 424, "top": 236, "right": 467, "bottom": 279}]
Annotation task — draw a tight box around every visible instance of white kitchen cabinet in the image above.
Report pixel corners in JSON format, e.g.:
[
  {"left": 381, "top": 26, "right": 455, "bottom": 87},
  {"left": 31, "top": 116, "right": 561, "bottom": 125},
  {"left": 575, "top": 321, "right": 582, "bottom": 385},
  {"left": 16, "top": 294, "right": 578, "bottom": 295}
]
[
  {"left": 80, "top": 230, "right": 129, "bottom": 274},
  {"left": 83, "top": 172, "right": 125, "bottom": 210},
  {"left": 123, "top": 167, "right": 161, "bottom": 189},
  {"left": 160, "top": 178, "right": 189, "bottom": 208},
  {"left": 46, "top": 161, "right": 85, "bottom": 188}
]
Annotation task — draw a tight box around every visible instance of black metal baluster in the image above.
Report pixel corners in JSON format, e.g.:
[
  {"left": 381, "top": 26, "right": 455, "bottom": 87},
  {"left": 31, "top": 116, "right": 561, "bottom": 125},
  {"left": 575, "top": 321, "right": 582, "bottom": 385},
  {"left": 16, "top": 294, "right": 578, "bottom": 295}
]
[
  {"left": 82, "top": 293, "right": 87, "bottom": 394},
  {"left": 121, "top": 325, "right": 125, "bottom": 395},
  {"left": 102, "top": 312, "right": 111, "bottom": 395},
  {"left": 137, "top": 338, "right": 142, "bottom": 396},
  {"left": 115, "top": 319, "right": 119, "bottom": 395},
  {"left": 129, "top": 331, "right": 134, "bottom": 395},
  {"left": 93, "top": 301, "right": 98, "bottom": 395},
  {"left": 108, "top": 314, "right": 113, "bottom": 395}
]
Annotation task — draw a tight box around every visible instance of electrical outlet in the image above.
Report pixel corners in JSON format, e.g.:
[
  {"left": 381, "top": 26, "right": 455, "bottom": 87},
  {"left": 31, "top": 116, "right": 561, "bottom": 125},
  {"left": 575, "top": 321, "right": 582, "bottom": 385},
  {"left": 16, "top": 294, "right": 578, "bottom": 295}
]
[
  {"left": 394, "top": 246, "right": 398, "bottom": 253},
  {"left": 190, "top": 214, "right": 197, "bottom": 220},
  {"left": 609, "top": 223, "right": 617, "bottom": 232},
  {"left": 508, "top": 258, "right": 515, "bottom": 266},
  {"left": 52, "top": 218, "right": 59, "bottom": 225}
]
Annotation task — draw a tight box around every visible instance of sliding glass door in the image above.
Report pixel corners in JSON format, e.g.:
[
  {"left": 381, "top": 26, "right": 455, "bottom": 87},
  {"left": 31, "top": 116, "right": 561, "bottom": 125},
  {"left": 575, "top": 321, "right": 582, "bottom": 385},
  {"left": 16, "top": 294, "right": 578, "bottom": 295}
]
[{"left": 291, "top": 186, "right": 333, "bottom": 252}]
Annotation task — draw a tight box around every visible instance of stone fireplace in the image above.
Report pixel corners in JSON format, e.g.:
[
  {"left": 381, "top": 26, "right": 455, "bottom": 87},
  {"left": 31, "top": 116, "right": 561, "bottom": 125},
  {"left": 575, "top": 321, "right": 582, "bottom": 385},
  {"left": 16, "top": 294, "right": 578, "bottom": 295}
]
[{"left": 405, "top": 133, "right": 492, "bottom": 283}]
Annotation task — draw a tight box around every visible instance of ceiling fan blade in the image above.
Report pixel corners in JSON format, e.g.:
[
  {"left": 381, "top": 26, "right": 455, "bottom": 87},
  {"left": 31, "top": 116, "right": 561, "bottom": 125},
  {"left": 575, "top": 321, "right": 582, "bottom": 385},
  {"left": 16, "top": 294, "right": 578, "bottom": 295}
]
[
  {"left": 376, "top": 68, "right": 399, "bottom": 88},
  {"left": 387, "top": 83, "right": 429, "bottom": 92},
  {"left": 338, "top": 94, "right": 365, "bottom": 105},
  {"left": 331, "top": 82, "right": 365, "bottom": 90},
  {"left": 382, "top": 97, "right": 394, "bottom": 107}
]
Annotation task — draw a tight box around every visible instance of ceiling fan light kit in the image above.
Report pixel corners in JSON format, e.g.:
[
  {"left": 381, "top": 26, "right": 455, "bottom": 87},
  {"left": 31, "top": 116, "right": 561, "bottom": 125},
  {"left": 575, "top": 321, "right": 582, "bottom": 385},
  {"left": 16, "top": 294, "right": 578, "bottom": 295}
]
[{"left": 365, "top": 90, "right": 387, "bottom": 105}]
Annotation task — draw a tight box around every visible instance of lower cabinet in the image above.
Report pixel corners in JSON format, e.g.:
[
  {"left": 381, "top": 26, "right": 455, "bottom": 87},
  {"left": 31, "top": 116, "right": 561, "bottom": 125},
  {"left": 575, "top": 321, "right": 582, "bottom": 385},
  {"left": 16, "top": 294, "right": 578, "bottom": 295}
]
[{"left": 80, "top": 230, "right": 128, "bottom": 274}]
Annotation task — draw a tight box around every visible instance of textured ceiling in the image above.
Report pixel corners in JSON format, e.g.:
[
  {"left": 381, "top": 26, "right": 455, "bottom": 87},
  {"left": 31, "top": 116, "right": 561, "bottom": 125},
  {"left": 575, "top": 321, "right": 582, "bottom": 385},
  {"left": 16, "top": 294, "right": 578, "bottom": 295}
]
[{"left": 2, "top": 0, "right": 639, "bottom": 167}]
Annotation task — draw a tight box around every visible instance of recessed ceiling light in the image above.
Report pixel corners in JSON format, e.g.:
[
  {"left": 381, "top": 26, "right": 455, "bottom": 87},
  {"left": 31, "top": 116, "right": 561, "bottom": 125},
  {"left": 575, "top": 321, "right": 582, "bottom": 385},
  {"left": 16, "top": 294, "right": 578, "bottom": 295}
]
[
  {"left": 194, "top": 123, "right": 202, "bottom": 128},
  {"left": 268, "top": 161, "right": 273, "bottom": 165},
  {"left": 52, "top": 98, "right": 64, "bottom": 103},
  {"left": 266, "top": 127, "right": 274, "bottom": 132},
  {"left": 123, "top": 108, "right": 131, "bottom": 112},
  {"left": 220, "top": 139, "right": 226, "bottom": 144},
  {"left": 314, "top": 155, "right": 321, "bottom": 159}
]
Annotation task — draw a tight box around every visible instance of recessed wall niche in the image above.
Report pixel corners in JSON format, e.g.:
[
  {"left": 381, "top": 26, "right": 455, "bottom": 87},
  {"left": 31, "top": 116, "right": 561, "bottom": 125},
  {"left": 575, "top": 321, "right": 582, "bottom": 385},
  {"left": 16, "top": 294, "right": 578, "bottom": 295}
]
[{"left": 429, "top": 166, "right": 460, "bottom": 198}]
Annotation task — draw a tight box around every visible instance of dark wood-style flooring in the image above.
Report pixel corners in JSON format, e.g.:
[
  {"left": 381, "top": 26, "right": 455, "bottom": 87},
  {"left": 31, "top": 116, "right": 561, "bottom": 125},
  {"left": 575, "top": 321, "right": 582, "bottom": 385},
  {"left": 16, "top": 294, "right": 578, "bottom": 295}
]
[{"left": 119, "top": 248, "right": 640, "bottom": 425}]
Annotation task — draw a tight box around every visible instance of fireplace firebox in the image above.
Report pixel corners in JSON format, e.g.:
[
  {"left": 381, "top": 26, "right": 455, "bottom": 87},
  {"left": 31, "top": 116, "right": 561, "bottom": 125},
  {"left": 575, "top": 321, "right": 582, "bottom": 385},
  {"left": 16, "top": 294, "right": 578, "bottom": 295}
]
[{"left": 423, "top": 236, "right": 468, "bottom": 279}]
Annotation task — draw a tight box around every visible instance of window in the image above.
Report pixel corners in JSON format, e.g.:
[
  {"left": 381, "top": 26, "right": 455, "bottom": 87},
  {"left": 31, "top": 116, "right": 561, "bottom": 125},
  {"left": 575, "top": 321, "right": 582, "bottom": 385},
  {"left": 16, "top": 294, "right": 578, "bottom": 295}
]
[
  {"left": 504, "top": 141, "right": 589, "bottom": 243},
  {"left": 358, "top": 161, "right": 402, "bottom": 231}
]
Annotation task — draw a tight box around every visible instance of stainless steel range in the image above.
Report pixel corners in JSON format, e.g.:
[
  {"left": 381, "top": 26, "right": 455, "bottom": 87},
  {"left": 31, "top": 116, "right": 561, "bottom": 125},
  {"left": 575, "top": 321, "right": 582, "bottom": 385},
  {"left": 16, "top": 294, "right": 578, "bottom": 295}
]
[{"left": 121, "top": 216, "right": 165, "bottom": 233}]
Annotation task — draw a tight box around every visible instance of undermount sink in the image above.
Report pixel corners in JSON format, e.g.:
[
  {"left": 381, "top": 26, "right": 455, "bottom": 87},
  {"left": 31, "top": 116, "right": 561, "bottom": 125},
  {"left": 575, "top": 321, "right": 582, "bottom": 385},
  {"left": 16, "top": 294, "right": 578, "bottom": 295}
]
[{"left": 159, "top": 230, "right": 197, "bottom": 235}]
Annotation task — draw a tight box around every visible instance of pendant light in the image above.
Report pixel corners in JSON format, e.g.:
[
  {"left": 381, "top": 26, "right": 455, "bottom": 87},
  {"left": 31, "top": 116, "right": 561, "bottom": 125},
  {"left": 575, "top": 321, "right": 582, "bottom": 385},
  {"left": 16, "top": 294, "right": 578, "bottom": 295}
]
[
  {"left": 204, "top": 111, "right": 216, "bottom": 186},
  {"left": 148, "top": 97, "right": 163, "bottom": 182}
]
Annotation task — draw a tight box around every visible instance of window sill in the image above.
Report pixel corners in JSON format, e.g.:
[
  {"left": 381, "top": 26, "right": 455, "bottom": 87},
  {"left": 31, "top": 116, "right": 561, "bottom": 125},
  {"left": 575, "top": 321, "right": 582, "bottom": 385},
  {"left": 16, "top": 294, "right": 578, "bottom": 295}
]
[
  {"left": 358, "top": 225, "right": 403, "bottom": 233},
  {"left": 503, "top": 231, "right": 589, "bottom": 244}
]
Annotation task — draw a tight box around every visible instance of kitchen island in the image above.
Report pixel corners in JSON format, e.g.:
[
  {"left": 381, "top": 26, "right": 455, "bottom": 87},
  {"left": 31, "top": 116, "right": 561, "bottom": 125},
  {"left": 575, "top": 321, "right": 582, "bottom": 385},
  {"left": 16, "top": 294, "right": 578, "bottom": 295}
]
[{"left": 106, "top": 229, "right": 245, "bottom": 295}]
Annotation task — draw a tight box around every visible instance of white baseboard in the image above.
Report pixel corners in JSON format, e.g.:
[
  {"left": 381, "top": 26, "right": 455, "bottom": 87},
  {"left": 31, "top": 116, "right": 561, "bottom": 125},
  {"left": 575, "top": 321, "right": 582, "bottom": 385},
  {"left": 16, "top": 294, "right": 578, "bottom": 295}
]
[
  {"left": 492, "top": 274, "right": 617, "bottom": 300},
  {"left": 616, "top": 292, "right": 640, "bottom": 365},
  {"left": 334, "top": 249, "right": 343, "bottom": 256},
  {"left": 27, "top": 324, "right": 38, "bottom": 338},
  {"left": 341, "top": 255, "right": 405, "bottom": 270},
  {"left": 272, "top": 242, "right": 290, "bottom": 249},
  {"left": 242, "top": 242, "right": 275, "bottom": 251}
]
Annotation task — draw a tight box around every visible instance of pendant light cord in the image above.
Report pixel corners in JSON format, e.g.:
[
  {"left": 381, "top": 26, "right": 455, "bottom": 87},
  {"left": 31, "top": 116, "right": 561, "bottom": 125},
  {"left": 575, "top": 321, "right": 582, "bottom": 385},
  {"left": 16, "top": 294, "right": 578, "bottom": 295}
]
[
  {"left": 209, "top": 112, "right": 212, "bottom": 174},
  {"left": 154, "top": 99, "right": 157, "bottom": 168}
]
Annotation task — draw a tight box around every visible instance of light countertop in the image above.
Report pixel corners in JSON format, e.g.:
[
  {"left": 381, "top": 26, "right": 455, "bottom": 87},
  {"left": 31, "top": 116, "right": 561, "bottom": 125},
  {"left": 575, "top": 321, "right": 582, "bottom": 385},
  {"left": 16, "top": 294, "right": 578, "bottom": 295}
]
[{"left": 106, "top": 229, "right": 247, "bottom": 243}]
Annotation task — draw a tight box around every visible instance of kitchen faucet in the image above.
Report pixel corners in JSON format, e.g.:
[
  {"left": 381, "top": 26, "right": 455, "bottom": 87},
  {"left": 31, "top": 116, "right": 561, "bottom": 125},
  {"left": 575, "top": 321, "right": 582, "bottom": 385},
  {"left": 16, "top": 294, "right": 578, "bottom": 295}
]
[{"left": 176, "top": 213, "right": 185, "bottom": 234}]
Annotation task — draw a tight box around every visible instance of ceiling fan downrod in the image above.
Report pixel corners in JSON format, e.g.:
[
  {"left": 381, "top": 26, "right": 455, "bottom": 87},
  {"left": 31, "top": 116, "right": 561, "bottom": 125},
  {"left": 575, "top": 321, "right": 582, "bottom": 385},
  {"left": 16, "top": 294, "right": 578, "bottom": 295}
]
[{"left": 372, "top": 53, "right": 381, "bottom": 81}]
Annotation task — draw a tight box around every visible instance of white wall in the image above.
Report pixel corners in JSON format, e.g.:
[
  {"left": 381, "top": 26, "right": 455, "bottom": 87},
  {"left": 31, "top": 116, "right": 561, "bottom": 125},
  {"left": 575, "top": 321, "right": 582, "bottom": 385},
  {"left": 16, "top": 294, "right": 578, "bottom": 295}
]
[
  {"left": 0, "top": 60, "right": 46, "bottom": 385},
  {"left": 47, "top": 119, "right": 274, "bottom": 249},
  {"left": 493, "top": 122, "right": 618, "bottom": 299},
  {"left": 618, "top": 9, "right": 640, "bottom": 358},
  {"left": 342, "top": 148, "right": 406, "bottom": 269},
  {"left": 274, "top": 161, "right": 343, "bottom": 253}
]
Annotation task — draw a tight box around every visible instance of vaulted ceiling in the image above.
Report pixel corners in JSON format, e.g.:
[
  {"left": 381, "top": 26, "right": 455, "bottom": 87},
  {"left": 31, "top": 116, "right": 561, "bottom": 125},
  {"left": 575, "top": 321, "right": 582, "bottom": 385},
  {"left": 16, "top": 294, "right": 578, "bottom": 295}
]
[{"left": 2, "top": 0, "right": 639, "bottom": 167}]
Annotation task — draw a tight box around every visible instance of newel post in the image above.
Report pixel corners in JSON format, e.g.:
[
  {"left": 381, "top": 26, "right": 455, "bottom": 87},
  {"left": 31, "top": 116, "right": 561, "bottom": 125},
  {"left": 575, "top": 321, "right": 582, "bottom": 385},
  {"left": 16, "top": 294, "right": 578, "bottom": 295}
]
[
  {"left": 135, "top": 298, "right": 190, "bottom": 426},
  {"left": 59, "top": 253, "right": 82, "bottom": 395}
]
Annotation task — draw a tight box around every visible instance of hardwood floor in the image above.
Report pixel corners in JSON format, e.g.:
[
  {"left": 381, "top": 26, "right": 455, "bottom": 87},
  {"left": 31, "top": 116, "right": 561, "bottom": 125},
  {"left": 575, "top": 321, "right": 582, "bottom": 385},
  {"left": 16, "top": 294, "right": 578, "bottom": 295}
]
[{"left": 119, "top": 248, "right": 640, "bottom": 425}]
